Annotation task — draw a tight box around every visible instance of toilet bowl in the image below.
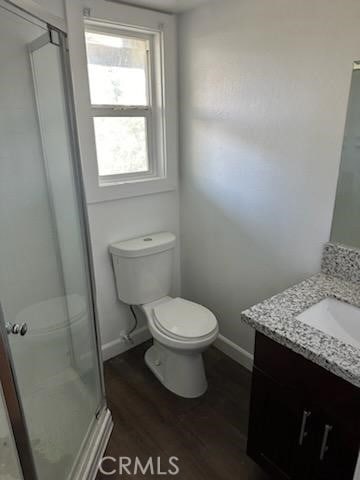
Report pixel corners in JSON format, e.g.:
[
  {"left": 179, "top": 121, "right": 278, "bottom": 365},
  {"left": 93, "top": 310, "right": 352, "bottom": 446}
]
[
  {"left": 109, "top": 232, "right": 219, "bottom": 398},
  {"left": 141, "top": 296, "right": 218, "bottom": 398}
]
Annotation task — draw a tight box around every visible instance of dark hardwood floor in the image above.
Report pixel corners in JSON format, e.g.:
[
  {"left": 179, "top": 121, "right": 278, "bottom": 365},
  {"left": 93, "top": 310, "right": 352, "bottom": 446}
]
[{"left": 96, "top": 341, "right": 268, "bottom": 479}]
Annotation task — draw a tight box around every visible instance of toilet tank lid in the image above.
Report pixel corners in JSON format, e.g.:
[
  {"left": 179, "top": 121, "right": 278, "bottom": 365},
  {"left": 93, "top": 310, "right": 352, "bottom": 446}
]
[{"left": 109, "top": 232, "right": 176, "bottom": 258}]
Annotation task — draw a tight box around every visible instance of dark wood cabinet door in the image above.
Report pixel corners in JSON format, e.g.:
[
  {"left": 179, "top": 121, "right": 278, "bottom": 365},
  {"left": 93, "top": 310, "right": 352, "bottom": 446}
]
[
  {"left": 249, "top": 335, "right": 360, "bottom": 480},
  {"left": 247, "top": 368, "right": 312, "bottom": 480},
  {"left": 307, "top": 415, "right": 359, "bottom": 480}
]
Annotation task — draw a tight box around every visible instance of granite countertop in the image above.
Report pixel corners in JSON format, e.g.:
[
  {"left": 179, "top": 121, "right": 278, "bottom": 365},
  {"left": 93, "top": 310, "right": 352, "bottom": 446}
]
[{"left": 241, "top": 272, "right": 360, "bottom": 388}]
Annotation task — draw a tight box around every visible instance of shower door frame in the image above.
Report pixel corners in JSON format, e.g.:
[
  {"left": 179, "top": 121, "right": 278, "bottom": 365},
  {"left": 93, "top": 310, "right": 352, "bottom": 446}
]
[
  {"left": 57, "top": 23, "right": 107, "bottom": 408},
  {"left": 0, "top": 2, "right": 108, "bottom": 479},
  {"left": 0, "top": 305, "right": 37, "bottom": 480}
]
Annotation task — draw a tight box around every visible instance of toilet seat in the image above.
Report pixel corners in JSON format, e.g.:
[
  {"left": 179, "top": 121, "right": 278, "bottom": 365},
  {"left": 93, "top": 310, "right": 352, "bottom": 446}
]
[{"left": 152, "top": 297, "right": 218, "bottom": 341}]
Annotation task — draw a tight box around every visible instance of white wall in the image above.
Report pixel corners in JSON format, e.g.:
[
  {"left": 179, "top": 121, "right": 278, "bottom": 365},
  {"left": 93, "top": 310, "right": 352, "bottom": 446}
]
[
  {"left": 65, "top": 0, "right": 180, "bottom": 360},
  {"left": 178, "top": 0, "right": 360, "bottom": 355},
  {"left": 32, "top": 0, "right": 65, "bottom": 18},
  {"left": 87, "top": 192, "right": 181, "bottom": 359}
]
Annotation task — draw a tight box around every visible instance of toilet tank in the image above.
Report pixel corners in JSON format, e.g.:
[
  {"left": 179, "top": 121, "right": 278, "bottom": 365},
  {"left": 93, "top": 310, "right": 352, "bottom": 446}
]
[{"left": 109, "top": 232, "right": 176, "bottom": 305}]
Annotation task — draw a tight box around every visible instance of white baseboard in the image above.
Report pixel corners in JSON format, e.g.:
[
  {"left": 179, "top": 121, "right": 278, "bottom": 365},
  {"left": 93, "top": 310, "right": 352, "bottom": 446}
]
[
  {"left": 101, "top": 326, "right": 152, "bottom": 362},
  {"left": 102, "top": 328, "right": 253, "bottom": 371},
  {"left": 214, "top": 334, "right": 254, "bottom": 371}
]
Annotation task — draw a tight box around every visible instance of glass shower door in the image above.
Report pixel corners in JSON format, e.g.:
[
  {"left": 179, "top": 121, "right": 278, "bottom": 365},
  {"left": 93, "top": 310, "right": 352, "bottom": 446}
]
[{"left": 0, "top": 2, "right": 105, "bottom": 479}]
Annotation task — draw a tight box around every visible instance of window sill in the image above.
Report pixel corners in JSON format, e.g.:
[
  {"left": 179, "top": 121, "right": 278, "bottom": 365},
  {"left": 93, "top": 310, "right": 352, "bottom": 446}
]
[
  {"left": 85, "top": 174, "right": 177, "bottom": 204},
  {"left": 99, "top": 174, "right": 162, "bottom": 188}
]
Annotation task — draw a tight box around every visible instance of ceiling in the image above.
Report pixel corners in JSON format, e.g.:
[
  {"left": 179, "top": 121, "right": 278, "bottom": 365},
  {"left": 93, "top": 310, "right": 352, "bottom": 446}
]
[{"left": 105, "top": 0, "right": 213, "bottom": 14}]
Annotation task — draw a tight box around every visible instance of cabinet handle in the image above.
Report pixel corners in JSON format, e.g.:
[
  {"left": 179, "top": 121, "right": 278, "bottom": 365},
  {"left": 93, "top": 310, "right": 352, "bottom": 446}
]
[
  {"left": 298, "top": 410, "right": 311, "bottom": 445},
  {"left": 319, "top": 424, "right": 333, "bottom": 461}
]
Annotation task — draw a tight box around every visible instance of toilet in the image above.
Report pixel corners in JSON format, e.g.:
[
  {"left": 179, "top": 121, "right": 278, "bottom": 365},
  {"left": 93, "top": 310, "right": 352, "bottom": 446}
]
[{"left": 109, "top": 232, "right": 218, "bottom": 398}]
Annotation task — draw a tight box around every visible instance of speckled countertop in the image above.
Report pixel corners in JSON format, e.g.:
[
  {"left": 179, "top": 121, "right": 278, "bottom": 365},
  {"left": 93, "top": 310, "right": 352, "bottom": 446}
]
[{"left": 241, "top": 271, "right": 360, "bottom": 388}]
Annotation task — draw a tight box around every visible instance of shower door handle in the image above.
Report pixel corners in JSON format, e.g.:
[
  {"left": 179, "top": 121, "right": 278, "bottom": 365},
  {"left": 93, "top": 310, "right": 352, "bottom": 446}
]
[
  {"left": 0, "top": 301, "right": 38, "bottom": 478},
  {"left": 5, "top": 322, "right": 28, "bottom": 336}
]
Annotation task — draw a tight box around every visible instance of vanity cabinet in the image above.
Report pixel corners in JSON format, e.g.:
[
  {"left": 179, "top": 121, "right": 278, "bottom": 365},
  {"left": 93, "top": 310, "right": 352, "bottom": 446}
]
[{"left": 247, "top": 333, "right": 360, "bottom": 480}]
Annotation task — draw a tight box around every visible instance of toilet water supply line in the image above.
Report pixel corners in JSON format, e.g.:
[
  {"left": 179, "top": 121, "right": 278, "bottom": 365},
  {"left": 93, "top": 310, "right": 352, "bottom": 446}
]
[{"left": 122, "top": 305, "right": 138, "bottom": 344}]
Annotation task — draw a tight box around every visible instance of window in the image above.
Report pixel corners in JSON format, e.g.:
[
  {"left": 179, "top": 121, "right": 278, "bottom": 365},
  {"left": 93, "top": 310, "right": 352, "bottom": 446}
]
[{"left": 84, "top": 22, "right": 165, "bottom": 186}]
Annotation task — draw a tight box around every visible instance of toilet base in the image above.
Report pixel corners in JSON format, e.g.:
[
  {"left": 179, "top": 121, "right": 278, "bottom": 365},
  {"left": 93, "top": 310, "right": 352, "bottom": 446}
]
[{"left": 144, "top": 340, "right": 208, "bottom": 398}]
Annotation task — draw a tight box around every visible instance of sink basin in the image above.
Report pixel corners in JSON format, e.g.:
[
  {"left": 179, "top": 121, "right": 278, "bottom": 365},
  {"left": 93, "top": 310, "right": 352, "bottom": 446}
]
[{"left": 296, "top": 298, "right": 360, "bottom": 349}]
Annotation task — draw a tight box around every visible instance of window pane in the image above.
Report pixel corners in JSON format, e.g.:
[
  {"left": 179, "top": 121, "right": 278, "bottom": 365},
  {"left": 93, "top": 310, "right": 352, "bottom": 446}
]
[
  {"left": 85, "top": 31, "right": 148, "bottom": 106},
  {"left": 93, "top": 117, "right": 149, "bottom": 176}
]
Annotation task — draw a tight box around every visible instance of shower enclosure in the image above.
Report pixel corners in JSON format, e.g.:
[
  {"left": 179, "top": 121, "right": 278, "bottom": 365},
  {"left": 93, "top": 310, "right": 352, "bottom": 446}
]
[{"left": 0, "top": 1, "right": 112, "bottom": 479}]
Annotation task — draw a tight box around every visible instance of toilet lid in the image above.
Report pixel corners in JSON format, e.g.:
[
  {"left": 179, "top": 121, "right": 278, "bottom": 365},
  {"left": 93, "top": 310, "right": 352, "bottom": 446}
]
[{"left": 153, "top": 298, "right": 217, "bottom": 339}]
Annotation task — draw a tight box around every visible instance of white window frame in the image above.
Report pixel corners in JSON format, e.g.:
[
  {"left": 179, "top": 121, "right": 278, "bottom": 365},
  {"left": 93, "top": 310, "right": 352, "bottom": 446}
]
[
  {"left": 65, "top": 0, "right": 178, "bottom": 203},
  {"left": 85, "top": 21, "right": 165, "bottom": 186}
]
